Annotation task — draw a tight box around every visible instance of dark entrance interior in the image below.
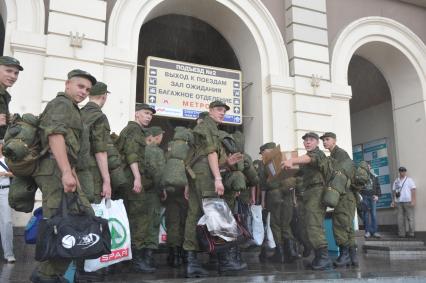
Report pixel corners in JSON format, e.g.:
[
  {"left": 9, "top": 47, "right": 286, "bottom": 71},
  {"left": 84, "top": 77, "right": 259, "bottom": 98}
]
[
  {"left": 137, "top": 14, "right": 241, "bottom": 145},
  {"left": 0, "top": 15, "right": 5, "bottom": 55}
]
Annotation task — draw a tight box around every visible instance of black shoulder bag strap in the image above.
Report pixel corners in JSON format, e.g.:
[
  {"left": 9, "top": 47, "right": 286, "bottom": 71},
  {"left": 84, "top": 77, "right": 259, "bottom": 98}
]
[{"left": 0, "top": 160, "right": 9, "bottom": 171}]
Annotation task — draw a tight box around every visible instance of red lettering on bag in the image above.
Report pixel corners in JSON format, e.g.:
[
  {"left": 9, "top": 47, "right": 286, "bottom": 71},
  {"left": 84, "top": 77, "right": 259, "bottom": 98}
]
[{"left": 100, "top": 248, "right": 129, "bottom": 262}]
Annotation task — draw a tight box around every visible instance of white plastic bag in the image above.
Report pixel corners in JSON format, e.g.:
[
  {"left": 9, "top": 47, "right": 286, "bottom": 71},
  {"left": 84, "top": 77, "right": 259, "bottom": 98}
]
[
  {"left": 249, "top": 205, "right": 264, "bottom": 246},
  {"left": 265, "top": 212, "right": 276, "bottom": 249},
  {"left": 158, "top": 206, "right": 167, "bottom": 244},
  {"left": 200, "top": 198, "right": 238, "bottom": 242},
  {"left": 84, "top": 199, "right": 132, "bottom": 272}
]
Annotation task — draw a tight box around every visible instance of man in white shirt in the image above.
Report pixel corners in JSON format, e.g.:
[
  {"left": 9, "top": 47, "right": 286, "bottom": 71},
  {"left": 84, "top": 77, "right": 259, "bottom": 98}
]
[
  {"left": 391, "top": 166, "right": 416, "bottom": 238},
  {"left": 0, "top": 139, "right": 15, "bottom": 263}
]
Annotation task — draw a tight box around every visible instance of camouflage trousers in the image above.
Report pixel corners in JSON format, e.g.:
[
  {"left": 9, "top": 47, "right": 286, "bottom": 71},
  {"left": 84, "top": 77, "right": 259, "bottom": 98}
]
[
  {"left": 183, "top": 162, "right": 217, "bottom": 251},
  {"left": 294, "top": 196, "right": 311, "bottom": 249},
  {"left": 127, "top": 190, "right": 161, "bottom": 250},
  {"left": 332, "top": 191, "right": 356, "bottom": 247},
  {"left": 165, "top": 187, "right": 188, "bottom": 247},
  {"left": 266, "top": 188, "right": 295, "bottom": 245},
  {"left": 303, "top": 186, "right": 328, "bottom": 249},
  {"left": 77, "top": 165, "right": 104, "bottom": 204},
  {"left": 34, "top": 158, "right": 93, "bottom": 278}
]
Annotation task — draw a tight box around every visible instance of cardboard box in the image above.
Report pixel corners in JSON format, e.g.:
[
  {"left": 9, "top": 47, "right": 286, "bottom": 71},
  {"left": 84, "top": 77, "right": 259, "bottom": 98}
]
[{"left": 262, "top": 145, "right": 299, "bottom": 180}]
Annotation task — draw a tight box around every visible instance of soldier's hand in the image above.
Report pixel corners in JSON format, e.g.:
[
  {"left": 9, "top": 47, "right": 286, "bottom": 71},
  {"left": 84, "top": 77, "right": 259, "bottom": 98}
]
[
  {"left": 227, "top": 153, "right": 243, "bottom": 166},
  {"left": 133, "top": 178, "right": 142, "bottom": 193},
  {"left": 282, "top": 159, "right": 293, "bottom": 170},
  {"left": 62, "top": 171, "right": 77, "bottom": 193},
  {"left": 184, "top": 185, "right": 189, "bottom": 200},
  {"left": 101, "top": 181, "right": 112, "bottom": 199},
  {"left": 0, "top": 114, "right": 6, "bottom": 126},
  {"left": 215, "top": 179, "right": 225, "bottom": 196}
]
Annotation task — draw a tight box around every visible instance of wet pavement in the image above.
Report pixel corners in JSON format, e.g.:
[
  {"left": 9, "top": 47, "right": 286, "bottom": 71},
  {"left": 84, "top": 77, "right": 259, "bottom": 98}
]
[{"left": 2, "top": 234, "right": 426, "bottom": 282}]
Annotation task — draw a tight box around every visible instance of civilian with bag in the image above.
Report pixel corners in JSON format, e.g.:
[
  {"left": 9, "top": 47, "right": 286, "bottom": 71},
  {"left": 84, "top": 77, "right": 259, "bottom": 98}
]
[{"left": 0, "top": 139, "right": 16, "bottom": 263}]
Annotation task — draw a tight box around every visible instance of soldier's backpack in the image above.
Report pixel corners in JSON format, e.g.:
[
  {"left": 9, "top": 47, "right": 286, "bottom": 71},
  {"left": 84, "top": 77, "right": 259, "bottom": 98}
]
[
  {"left": 351, "top": 161, "right": 370, "bottom": 191},
  {"left": 3, "top": 113, "right": 47, "bottom": 176}
]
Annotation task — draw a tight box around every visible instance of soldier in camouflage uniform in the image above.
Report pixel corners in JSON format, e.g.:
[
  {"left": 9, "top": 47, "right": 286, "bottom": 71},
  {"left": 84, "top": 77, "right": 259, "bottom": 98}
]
[
  {"left": 142, "top": 126, "right": 166, "bottom": 268},
  {"left": 74, "top": 82, "right": 113, "bottom": 282},
  {"left": 321, "top": 132, "right": 358, "bottom": 267},
  {"left": 30, "top": 69, "right": 96, "bottom": 283},
  {"left": 257, "top": 142, "right": 299, "bottom": 263},
  {"left": 282, "top": 132, "right": 333, "bottom": 270},
  {"left": 115, "top": 103, "right": 156, "bottom": 273},
  {"left": 183, "top": 101, "right": 242, "bottom": 278},
  {"left": 80, "top": 82, "right": 112, "bottom": 203},
  {"left": 0, "top": 56, "right": 23, "bottom": 139}
]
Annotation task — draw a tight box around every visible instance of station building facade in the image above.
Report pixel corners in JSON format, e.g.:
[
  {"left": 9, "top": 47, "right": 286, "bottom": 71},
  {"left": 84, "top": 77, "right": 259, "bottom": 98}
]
[{"left": 2, "top": 0, "right": 426, "bottom": 234}]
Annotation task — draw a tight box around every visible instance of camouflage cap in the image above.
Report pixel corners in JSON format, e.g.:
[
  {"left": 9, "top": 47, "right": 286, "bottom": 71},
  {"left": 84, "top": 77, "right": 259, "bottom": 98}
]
[
  {"left": 149, "top": 126, "right": 164, "bottom": 137},
  {"left": 209, "top": 100, "right": 230, "bottom": 111},
  {"left": 90, "top": 82, "right": 110, "bottom": 96},
  {"left": 0, "top": 56, "right": 23, "bottom": 71},
  {"left": 259, "top": 142, "right": 276, "bottom": 154},
  {"left": 302, "top": 132, "right": 319, "bottom": 140},
  {"left": 196, "top": 111, "right": 209, "bottom": 121},
  {"left": 67, "top": 69, "right": 97, "bottom": 85},
  {"left": 320, "top": 132, "right": 336, "bottom": 140},
  {"left": 135, "top": 103, "right": 156, "bottom": 114}
]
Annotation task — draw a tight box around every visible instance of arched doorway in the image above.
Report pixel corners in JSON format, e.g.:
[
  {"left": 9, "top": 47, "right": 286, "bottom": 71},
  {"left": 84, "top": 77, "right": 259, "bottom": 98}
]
[
  {"left": 106, "top": 0, "right": 292, "bottom": 156},
  {"left": 331, "top": 17, "right": 426, "bottom": 231},
  {"left": 136, "top": 14, "right": 241, "bottom": 144}
]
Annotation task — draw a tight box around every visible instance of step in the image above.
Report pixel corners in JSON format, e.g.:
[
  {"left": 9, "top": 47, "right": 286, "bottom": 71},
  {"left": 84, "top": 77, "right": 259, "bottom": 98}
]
[
  {"left": 363, "top": 245, "right": 426, "bottom": 259},
  {"left": 364, "top": 240, "right": 425, "bottom": 247}
]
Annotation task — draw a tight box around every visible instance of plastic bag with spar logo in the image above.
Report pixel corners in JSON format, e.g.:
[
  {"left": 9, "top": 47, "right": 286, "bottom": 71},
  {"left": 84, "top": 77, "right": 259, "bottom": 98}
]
[
  {"left": 84, "top": 198, "right": 132, "bottom": 272},
  {"left": 35, "top": 192, "right": 111, "bottom": 261}
]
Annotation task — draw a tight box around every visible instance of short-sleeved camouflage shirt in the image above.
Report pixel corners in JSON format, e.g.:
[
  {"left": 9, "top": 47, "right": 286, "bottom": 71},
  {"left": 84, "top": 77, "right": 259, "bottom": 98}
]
[{"left": 38, "top": 92, "right": 83, "bottom": 166}]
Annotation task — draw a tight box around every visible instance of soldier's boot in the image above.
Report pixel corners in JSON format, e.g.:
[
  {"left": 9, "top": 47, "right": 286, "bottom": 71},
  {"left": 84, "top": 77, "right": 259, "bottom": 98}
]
[
  {"left": 302, "top": 243, "right": 312, "bottom": 258},
  {"left": 167, "top": 247, "right": 182, "bottom": 268},
  {"left": 74, "top": 260, "right": 105, "bottom": 283},
  {"left": 180, "top": 248, "right": 188, "bottom": 264},
  {"left": 30, "top": 268, "right": 68, "bottom": 283},
  {"left": 208, "top": 252, "right": 218, "bottom": 264},
  {"left": 269, "top": 245, "right": 285, "bottom": 263},
  {"left": 284, "top": 239, "right": 299, "bottom": 263},
  {"left": 145, "top": 249, "right": 157, "bottom": 268},
  {"left": 258, "top": 246, "right": 267, "bottom": 263},
  {"left": 133, "top": 249, "right": 156, "bottom": 273},
  {"left": 235, "top": 246, "right": 248, "bottom": 269},
  {"left": 186, "top": 251, "right": 209, "bottom": 278},
  {"left": 218, "top": 248, "right": 246, "bottom": 274},
  {"left": 311, "top": 247, "right": 333, "bottom": 271},
  {"left": 349, "top": 246, "right": 359, "bottom": 267},
  {"left": 167, "top": 247, "right": 175, "bottom": 267},
  {"left": 334, "top": 245, "right": 351, "bottom": 267}
]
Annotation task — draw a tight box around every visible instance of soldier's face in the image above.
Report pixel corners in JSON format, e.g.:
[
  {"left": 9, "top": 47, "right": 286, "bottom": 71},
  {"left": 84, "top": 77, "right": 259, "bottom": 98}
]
[
  {"left": 209, "top": 106, "right": 226, "bottom": 123},
  {"left": 303, "top": 137, "right": 318, "bottom": 151},
  {"left": 135, "top": 109, "right": 153, "bottom": 127},
  {"left": 0, "top": 65, "right": 19, "bottom": 88},
  {"left": 65, "top": 77, "right": 92, "bottom": 103},
  {"left": 322, "top": 137, "right": 336, "bottom": 150},
  {"left": 155, "top": 133, "right": 163, "bottom": 145}
]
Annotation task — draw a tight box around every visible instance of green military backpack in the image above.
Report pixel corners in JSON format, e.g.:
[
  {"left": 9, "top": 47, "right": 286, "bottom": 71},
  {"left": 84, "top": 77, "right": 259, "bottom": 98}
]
[
  {"left": 351, "top": 161, "right": 370, "bottom": 191},
  {"left": 3, "top": 113, "right": 47, "bottom": 176}
]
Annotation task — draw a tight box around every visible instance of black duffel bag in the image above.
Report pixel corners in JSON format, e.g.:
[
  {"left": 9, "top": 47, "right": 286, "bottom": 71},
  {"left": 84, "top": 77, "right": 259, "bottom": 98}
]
[{"left": 35, "top": 193, "right": 111, "bottom": 261}]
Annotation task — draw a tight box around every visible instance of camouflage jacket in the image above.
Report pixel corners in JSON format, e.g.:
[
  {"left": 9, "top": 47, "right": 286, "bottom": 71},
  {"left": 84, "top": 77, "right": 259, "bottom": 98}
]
[
  {"left": 38, "top": 92, "right": 83, "bottom": 167},
  {"left": 0, "top": 85, "right": 11, "bottom": 138}
]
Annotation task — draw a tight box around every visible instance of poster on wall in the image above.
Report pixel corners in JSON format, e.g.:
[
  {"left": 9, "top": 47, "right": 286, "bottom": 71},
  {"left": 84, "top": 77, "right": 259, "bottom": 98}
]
[
  {"left": 352, "top": 138, "right": 392, "bottom": 208},
  {"left": 144, "top": 56, "right": 243, "bottom": 125}
]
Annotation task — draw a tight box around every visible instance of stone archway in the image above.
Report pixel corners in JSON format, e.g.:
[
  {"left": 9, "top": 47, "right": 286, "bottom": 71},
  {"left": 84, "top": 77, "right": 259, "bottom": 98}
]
[
  {"left": 331, "top": 16, "right": 426, "bottom": 231},
  {"left": 106, "top": 0, "right": 294, "bottom": 156}
]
